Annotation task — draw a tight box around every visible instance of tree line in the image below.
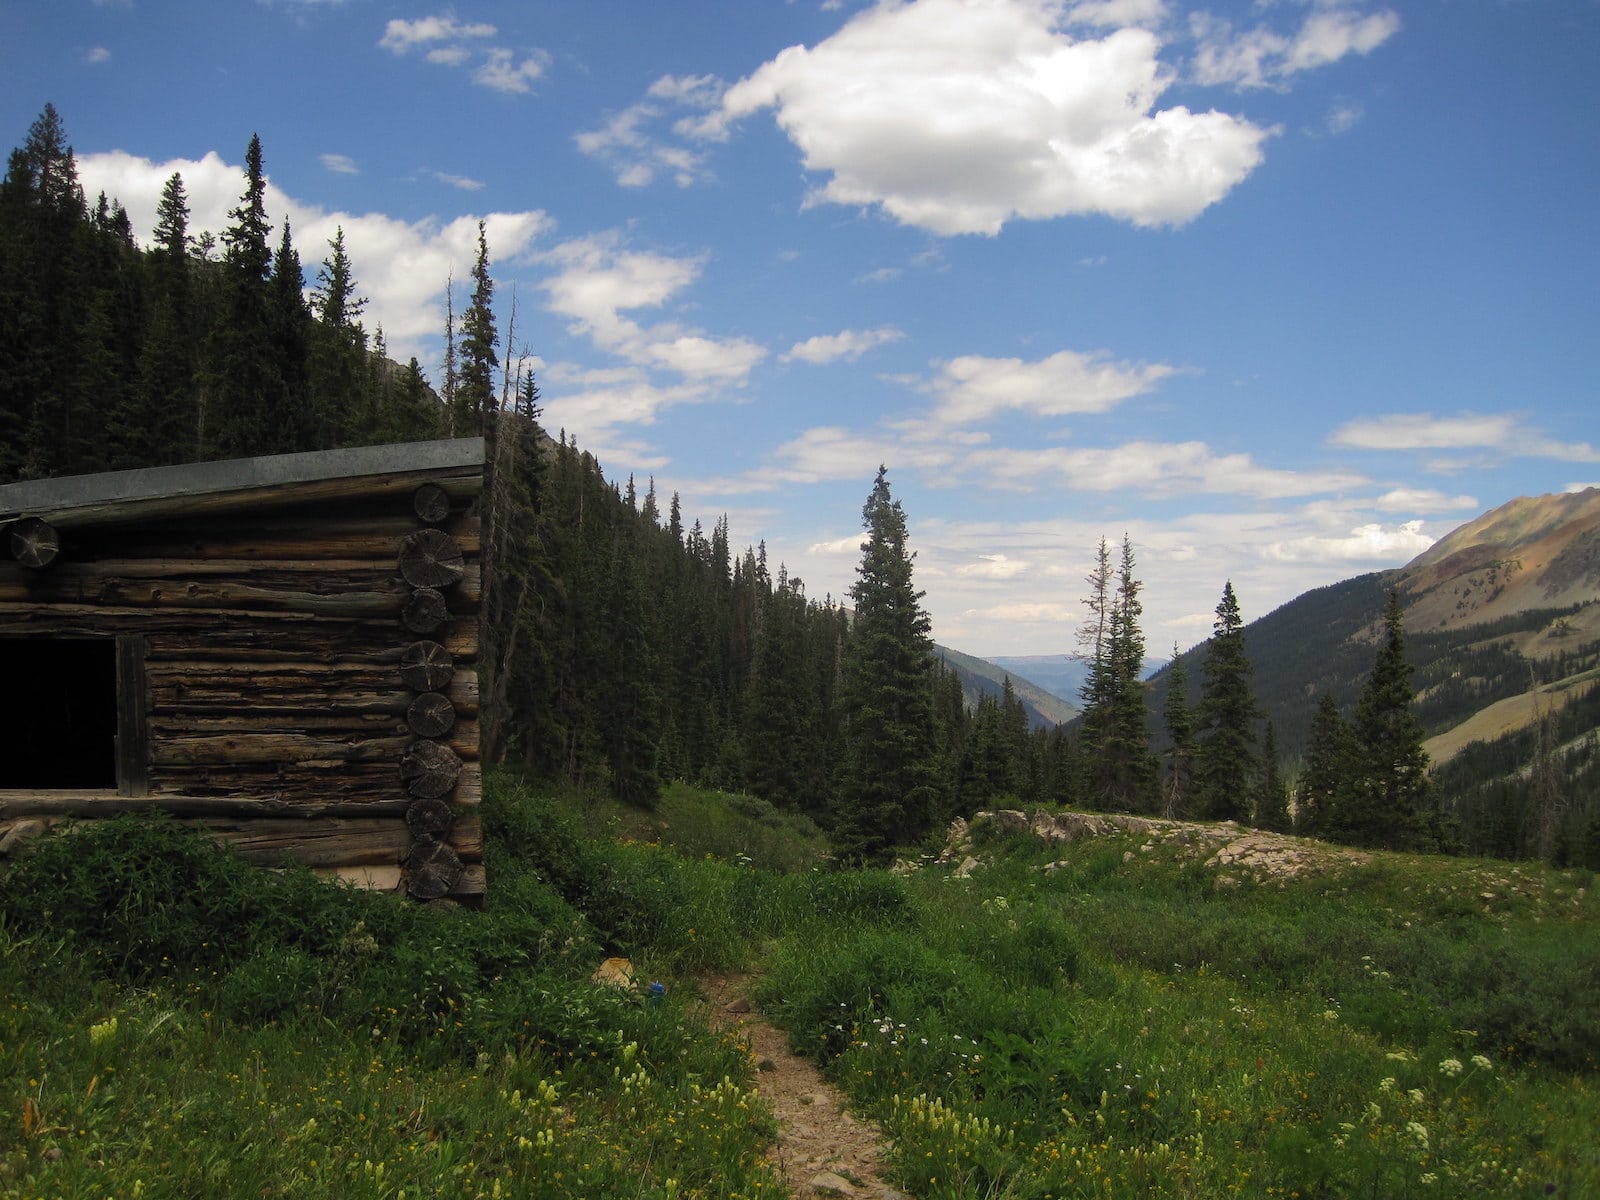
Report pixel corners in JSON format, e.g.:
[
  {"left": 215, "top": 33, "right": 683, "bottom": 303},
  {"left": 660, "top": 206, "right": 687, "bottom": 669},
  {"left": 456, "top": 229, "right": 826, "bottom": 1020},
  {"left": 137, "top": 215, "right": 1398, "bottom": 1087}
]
[{"left": 0, "top": 105, "right": 1506, "bottom": 866}]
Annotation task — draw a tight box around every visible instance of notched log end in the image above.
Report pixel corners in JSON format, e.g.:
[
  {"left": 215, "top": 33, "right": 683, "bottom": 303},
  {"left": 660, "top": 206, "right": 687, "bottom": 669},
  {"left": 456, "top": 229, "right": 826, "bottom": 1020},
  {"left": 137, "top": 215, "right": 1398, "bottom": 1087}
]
[{"left": 405, "top": 838, "right": 463, "bottom": 900}]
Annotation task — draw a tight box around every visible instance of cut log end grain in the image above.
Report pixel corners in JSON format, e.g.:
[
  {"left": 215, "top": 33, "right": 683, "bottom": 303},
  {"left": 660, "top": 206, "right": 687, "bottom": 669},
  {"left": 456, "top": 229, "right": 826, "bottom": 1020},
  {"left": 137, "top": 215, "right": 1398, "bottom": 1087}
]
[
  {"left": 404, "top": 838, "right": 463, "bottom": 900},
  {"left": 399, "top": 737, "right": 462, "bottom": 799},
  {"left": 405, "top": 796, "right": 455, "bottom": 838},
  {"left": 399, "top": 640, "right": 454, "bottom": 692},
  {"left": 411, "top": 482, "right": 452, "bottom": 526},
  {"left": 9, "top": 518, "right": 60, "bottom": 569},
  {"left": 400, "top": 586, "right": 449, "bottom": 634},
  {"left": 398, "top": 528, "right": 464, "bottom": 589},
  {"left": 406, "top": 690, "right": 457, "bottom": 737}
]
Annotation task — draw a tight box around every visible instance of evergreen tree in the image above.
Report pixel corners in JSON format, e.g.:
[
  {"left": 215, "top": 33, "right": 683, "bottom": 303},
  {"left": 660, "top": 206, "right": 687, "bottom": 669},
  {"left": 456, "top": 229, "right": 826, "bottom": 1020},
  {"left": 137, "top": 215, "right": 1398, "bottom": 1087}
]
[
  {"left": 1074, "top": 536, "right": 1114, "bottom": 777},
  {"left": 267, "top": 219, "right": 310, "bottom": 452},
  {"left": 454, "top": 221, "right": 497, "bottom": 435},
  {"left": 309, "top": 225, "right": 368, "bottom": 446},
  {"left": 834, "top": 467, "right": 941, "bottom": 862},
  {"left": 1295, "top": 693, "right": 1352, "bottom": 837},
  {"left": 121, "top": 172, "right": 197, "bottom": 466},
  {"left": 1095, "top": 536, "right": 1158, "bottom": 811},
  {"left": 206, "top": 133, "right": 281, "bottom": 457},
  {"left": 1253, "top": 721, "right": 1291, "bottom": 831},
  {"left": 1194, "top": 581, "right": 1262, "bottom": 821},
  {"left": 1162, "top": 644, "right": 1196, "bottom": 819},
  {"left": 1333, "top": 589, "right": 1437, "bottom": 850}
]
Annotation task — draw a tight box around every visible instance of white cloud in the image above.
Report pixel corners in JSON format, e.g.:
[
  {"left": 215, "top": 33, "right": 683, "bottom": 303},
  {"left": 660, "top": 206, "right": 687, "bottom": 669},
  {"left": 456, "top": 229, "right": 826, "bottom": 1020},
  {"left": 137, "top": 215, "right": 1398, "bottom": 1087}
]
[
  {"left": 576, "top": 74, "right": 724, "bottom": 187},
  {"left": 539, "top": 234, "right": 767, "bottom": 384},
  {"left": 963, "top": 441, "right": 1367, "bottom": 498},
  {"left": 474, "top": 47, "right": 549, "bottom": 94},
  {"left": 698, "top": 0, "right": 1270, "bottom": 235},
  {"left": 1330, "top": 411, "right": 1600, "bottom": 463},
  {"left": 1066, "top": 0, "right": 1167, "bottom": 29},
  {"left": 379, "top": 15, "right": 547, "bottom": 94},
  {"left": 1325, "top": 101, "right": 1363, "bottom": 135},
  {"left": 84, "top": 46, "right": 112, "bottom": 65},
  {"left": 1191, "top": 7, "right": 1400, "bottom": 90},
  {"left": 856, "top": 266, "right": 903, "bottom": 284},
  {"left": 781, "top": 327, "right": 905, "bottom": 364},
  {"left": 429, "top": 170, "right": 485, "bottom": 191},
  {"left": 1372, "top": 488, "right": 1478, "bottom": 514},
  {"left": 927, "top": 348, "right": 1177, "bottom": 424},
  {"left": 320, "top": 153, "right": 358, "bottom": 175},
  {"left": 1565, "top": 482, "right": 1600, "bottom": 494},
  {"left": 957, "top": 553, "right": 1031, "bottom": 580},
  {"left": 78, "top": 149, "right": 550, "bottom": 365},
  {"left": 1263, "top": 520, "right": 1434, "bottom": 564},
  {"left": 378, "top": 15, "right": 497, "bottom": 54}
]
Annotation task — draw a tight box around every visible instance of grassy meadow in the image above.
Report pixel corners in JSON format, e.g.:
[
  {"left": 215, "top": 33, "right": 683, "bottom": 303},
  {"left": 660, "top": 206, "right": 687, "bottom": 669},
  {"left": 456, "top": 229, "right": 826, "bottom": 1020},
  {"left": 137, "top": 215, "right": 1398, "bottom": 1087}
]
[{"left": 3, "top": 775, "right": 1597, "bottom": 1199}]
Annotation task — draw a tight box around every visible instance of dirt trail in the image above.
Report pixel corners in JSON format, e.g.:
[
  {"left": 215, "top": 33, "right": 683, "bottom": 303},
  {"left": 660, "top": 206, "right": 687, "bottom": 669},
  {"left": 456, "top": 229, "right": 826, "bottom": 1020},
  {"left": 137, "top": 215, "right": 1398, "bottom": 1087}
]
[{"left": 697, "top": 975, "right": 911, "bottom": 1200}]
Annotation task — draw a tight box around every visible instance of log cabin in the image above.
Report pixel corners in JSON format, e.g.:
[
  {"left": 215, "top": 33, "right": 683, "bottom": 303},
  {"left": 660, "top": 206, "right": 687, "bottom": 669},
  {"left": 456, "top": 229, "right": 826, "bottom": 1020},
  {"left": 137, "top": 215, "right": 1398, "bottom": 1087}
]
[{"left": 0, "top": 437, "right": 487, "bottom": 901}]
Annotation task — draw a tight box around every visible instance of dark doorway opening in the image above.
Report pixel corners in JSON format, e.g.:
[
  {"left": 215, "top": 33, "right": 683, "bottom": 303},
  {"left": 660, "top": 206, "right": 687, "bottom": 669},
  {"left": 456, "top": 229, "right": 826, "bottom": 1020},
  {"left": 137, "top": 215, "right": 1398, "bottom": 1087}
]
[{"left": 0, "top": 638, "right": 118, "bottom": 788}]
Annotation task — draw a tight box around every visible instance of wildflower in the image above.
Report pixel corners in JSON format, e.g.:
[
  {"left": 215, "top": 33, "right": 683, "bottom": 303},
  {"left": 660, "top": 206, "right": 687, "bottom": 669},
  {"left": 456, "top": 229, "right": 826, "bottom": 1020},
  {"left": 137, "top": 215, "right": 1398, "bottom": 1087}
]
[
  {"left": 1322, "top": 1010, "right": 1339, "bottom": 1022},
  {"left": 1421, "top": 1173, "right": 1438, "bottom": 1185},
  {"left": 1378, "top": 1077, "right": 1396, "bottom": 1094},
  {"left": 1471, "top": 1054, "right": 1493, "bottom": 1072},
  {"left": 89, "top": 1017, "right": 118, "bottom": 1046},
  {"left": 1408, "top": 1088, "right": 1425, "bottom": 1104},
  {"left": 1407, "top": 1120, "right": 1430, "bottom": 1149},
  {"left": 1439, "top": 1058, "right": 1464, "bottom": 1078}
]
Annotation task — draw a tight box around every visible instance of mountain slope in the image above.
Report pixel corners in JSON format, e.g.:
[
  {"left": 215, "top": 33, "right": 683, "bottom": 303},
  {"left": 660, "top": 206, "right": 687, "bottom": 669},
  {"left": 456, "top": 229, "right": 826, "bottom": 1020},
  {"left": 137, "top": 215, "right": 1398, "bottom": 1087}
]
[
  {"left": 934, "top": 644, "right": 1079, "bottom": 729},
  {"left": 1151, "top": 488, "right": 1600, "bottom": 769}
]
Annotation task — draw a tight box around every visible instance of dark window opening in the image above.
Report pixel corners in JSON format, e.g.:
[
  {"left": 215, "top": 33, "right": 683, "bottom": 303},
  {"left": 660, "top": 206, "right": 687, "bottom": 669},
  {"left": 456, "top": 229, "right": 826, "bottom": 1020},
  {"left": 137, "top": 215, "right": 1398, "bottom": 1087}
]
[{"left": 0, "top": 639, "right": 118, "bottom": 788}]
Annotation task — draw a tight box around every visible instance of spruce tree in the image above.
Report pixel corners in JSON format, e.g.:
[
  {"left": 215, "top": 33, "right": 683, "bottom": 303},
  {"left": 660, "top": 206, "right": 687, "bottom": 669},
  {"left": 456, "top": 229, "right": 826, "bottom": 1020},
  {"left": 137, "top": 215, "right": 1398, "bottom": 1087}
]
[
  {"left": 834, "top": 467, "right": 941, "bottom": 862},
  {"left": 1194, "top": 581, "right": 1262, "bottom": 821},
  {"left": 1162, "top": 644, "right": 1196, "bottom": 819},
  {"left": 1337, "top": 589, "right": 1436, "bottom": 849},
  {"left": 1295, "top": 692, "right": 1352, "bottom": 837},
  {"left": 1253, "top": 721, "right": 1291, "bottom": 831},
  {"left": 309, "top": 225, "right": 369, "bottom": 446},
  {"left": 267, "top": 219, "right": 310, "bottom": 452},
  {"left": 455, "top": 221, "right": 498, "bottom": 435},
  {"left": 206, "top": 134, "right": 281, "bottom": 457}
]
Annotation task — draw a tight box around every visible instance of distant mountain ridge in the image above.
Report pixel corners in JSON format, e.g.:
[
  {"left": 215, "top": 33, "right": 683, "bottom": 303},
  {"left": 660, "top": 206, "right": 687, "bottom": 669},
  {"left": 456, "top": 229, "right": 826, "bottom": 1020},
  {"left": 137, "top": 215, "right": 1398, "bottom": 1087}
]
[
  {"left": 933, "top": 644, "right": 1080, "bottom": 730},
  {"left": 1149, "top": 486, "right": 1600, "bottom": 778}
]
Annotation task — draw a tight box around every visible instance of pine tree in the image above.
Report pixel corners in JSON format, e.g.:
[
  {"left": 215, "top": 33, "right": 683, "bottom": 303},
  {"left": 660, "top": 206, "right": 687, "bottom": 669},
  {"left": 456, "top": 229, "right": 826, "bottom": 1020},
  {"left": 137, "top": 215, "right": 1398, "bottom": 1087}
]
[
  {"left": 1335, "top": 589, "right": 1436, "bottom": 850},
  {"left": 455, "top": 221, "right": 498, "bottom": 436},
  {"left": 121, "top": 172, "right": 197, "bottom": 466},
  {"left": 1194, "top": 581, "right": 1262, "bottom": 821},
  {"left": 309, "top": 225, "right": 369, "bottom": 446},
  {"left": 267, "top": 219, "right": 310, "bottom": 452},
  {"left": 1074, "top": 537, "right": 1114, "bottom": 776},
  {"left": 834, "top": 467, "right": 941, "bottom": 862},
  {"left": 1162, "top": 644, "right": 1196, "bottom": 819},
  {"left": 1295, "top": 692, "right": 1352, "bottom": 837},
  {"left": 206, "top": 133, "right": 281, "bottom": 458},
  {"left": 1253, "top": 721, "right": 1291, "bottom": 831}
]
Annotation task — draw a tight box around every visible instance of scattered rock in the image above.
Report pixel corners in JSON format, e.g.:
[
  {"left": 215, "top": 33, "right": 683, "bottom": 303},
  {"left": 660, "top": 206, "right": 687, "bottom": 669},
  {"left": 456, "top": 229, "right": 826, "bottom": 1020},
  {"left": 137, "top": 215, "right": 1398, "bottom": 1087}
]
[
  {"left": 758, "top": 1058, "right": 778, "bottom": 1072},
  {"left": 725, "top": 997, "right": 753, "bottom": 1014},
  {"left": 591, "top": 956, "right": 636, "bottom": 991},
  {"left": 955, "top": 855, "right": 982, "bottom": 877},
  {"left": 0, "top": 819, "right": 47, "bottom": 857},
  {"left": 804, "top": 1171, "right": 859, "bottom": 1198}
]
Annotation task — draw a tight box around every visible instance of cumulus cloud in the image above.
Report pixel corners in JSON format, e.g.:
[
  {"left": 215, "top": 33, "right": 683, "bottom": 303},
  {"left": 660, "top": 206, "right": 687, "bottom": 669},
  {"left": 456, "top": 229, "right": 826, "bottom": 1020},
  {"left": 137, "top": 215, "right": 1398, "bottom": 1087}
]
[
  {"left": 1330, "top": 411, "right": 1600, "bottom": 463},
  {"left": 320, "top": 153, "right": 359, "bottom": 175},
  {"left": 781, "top": 327, "right": 905, "bottom": 364},
  {"left": 1191, "top": 6, "right": 1400, "bottom": 90},
  {"left": 1263, "top": 520, "right": 1434, "bottom": 564},
  {"left": 693, "top": 0, "right": 1269, "bottom": 235},
  {"left": 78, "top": 149, "right": 550, "bottom": 363},
  {"left": 474, "top": 47, "right": 550, "bottom": 94},
  {"left": 927, "top": 348, "right": 1177, "bottom": 424}
]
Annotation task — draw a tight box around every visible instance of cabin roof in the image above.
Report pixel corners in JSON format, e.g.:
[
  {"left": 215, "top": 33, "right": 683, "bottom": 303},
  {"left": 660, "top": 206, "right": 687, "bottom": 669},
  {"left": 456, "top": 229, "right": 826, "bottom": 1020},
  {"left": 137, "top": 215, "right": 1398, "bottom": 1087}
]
[{"left": 0, "top": 438, "right": 485, "bottom": 529}]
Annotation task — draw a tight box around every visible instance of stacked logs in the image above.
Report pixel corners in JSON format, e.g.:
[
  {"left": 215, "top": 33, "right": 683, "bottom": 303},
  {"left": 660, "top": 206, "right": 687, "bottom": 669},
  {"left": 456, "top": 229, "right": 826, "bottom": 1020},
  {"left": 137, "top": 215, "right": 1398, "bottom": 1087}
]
[{"left": 397, "top": 483, "right": 468, "bottom": 900}]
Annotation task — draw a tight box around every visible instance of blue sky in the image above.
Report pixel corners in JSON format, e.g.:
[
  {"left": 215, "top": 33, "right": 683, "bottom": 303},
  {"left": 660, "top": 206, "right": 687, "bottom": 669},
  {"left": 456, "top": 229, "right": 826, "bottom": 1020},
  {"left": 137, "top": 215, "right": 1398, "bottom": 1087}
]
[{"left": 4, "top": 0, "right": 1597, "bottom": 657}]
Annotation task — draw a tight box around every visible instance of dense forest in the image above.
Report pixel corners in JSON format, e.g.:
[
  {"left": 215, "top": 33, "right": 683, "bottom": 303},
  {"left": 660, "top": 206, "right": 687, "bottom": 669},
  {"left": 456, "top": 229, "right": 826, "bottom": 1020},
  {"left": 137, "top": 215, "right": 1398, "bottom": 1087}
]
[{"left": 5, "top": 105, "right": 1595, "bottom": 868}]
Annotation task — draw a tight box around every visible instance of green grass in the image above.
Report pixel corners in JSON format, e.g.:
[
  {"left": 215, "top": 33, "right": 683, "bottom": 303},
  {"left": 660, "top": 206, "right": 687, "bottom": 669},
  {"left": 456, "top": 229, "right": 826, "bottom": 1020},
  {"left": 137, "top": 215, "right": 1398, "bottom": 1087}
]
[{"left": 4, "top": 780, "right": 1598, "bottom": 1199}]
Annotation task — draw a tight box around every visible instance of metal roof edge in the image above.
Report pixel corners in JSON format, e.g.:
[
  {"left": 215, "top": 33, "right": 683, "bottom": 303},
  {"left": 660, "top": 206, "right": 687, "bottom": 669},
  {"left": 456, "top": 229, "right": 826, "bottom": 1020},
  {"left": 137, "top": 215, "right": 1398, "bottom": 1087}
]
[{"left": 0, "top": 438, "right": 486, "bottom": 522}]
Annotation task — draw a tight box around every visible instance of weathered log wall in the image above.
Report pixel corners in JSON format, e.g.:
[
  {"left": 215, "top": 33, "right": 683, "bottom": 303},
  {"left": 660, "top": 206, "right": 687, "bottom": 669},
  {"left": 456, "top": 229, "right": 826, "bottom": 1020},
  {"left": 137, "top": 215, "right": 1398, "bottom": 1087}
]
[{"left": 0, "top": 459, "right": 486, "bottom": 900}]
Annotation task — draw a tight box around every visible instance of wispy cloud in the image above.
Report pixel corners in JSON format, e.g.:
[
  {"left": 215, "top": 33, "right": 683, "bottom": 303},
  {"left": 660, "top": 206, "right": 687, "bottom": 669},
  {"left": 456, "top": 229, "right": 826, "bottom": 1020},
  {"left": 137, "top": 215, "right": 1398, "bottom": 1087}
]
[
  {"left": 379, "top": 14, "right": 548, "bottom": 94},
  {"left": 926, "top": 349, "right": 1177, "bottom": 425},
  {"left": 320, "top": 153, "right": 359, "bottom": 175},
  {"left": 1330, "top": 411, "right": 1600, "bottom": 463},
  {"left": 1191, "top": 6, "right": 1400, "bottom": 90},
  {"left": 781, "top": 327, "right": 904, "bottom": 365},
  {"left": 84, "top": 46, "right": 112, "bottom": 65},
  {"left": 428, "top": 169, "right": 485, "bottom": 191},
  {"left": 575, "top": 75, "right": 723, "bottom": 187}
]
